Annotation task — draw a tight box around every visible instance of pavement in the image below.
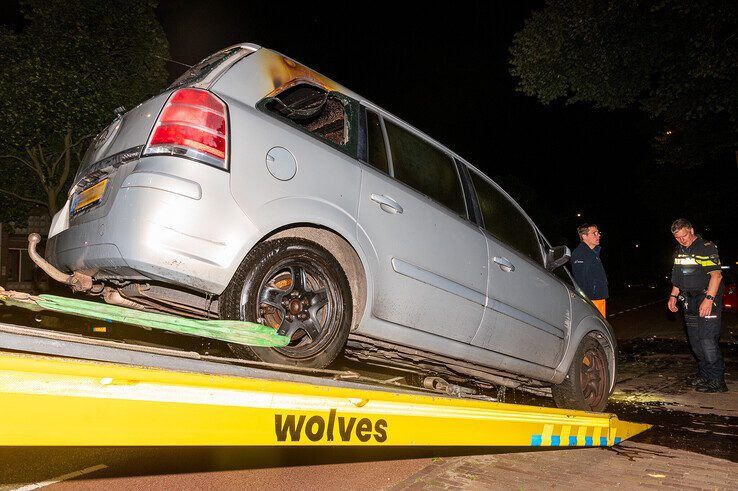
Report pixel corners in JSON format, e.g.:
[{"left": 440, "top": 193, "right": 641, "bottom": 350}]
[{"left": 392, "top": 442, "right": 738, "bottom": 490}]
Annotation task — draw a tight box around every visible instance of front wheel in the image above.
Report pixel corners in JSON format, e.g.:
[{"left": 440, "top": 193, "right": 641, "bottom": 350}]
[
  {"left": 220, "top": 238, "right": 352, "bottom": 368},
  {"left": 552, "top": 336, "right": 611, "bottom": 412}
]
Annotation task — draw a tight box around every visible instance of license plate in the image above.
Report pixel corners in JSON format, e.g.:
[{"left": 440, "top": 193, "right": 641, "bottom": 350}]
[{"left": 71, "top": 179, "right": 108, "bottom": 216}]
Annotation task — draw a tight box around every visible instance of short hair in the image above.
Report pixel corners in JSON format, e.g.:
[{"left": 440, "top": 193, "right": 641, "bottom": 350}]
[
  {"left": 577, "top": 223, "right": 597, "bottom": 238},
  {"left": 670, "top": 218, "right": 693, "bottom": 234}
]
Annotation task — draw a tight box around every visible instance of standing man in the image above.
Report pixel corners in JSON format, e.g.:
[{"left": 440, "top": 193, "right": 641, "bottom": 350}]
[
  {"left": 571, "top": 223, "right": 608, "bottom": 317},
  {"left": 668, "top": 219, "right": 728, "bottom": 393}
]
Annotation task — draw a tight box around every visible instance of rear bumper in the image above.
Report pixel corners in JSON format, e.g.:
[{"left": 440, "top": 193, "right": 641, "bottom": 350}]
[{"left": 46, "top": 156, "right": 260, "bottom": 294}]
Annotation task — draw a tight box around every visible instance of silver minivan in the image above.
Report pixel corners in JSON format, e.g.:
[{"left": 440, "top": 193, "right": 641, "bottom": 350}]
[{"left": 46, "top": 44, "right": 616, "bottom": 411}]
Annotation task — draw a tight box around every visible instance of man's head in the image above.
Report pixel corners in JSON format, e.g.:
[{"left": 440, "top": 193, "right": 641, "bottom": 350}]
[
  {"left": 671, "top": 218, "right": 697, "bottom": 247},
  {"left": 577, "top": 223, "right": 601, "bottom": 249}
]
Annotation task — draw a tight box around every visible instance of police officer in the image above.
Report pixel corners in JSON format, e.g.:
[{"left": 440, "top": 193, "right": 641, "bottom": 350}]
[{"left": 668, "top": 218, "right": 728, "bottom": 393}]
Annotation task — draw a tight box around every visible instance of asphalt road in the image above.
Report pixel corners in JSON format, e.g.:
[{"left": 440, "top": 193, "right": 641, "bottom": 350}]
[{"left": 1, "top": 288, "right": 735, "bottom": 489}]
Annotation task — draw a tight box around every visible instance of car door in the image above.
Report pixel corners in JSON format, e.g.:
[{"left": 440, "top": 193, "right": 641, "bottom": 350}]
[
  {"left": 356, "top": 108, "right": 487, "bottom": 344},
  {"left": 468, "top": 170, "right": 569, "bottom": 367}
]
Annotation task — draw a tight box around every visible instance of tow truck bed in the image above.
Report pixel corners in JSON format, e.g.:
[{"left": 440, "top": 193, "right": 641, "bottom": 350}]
[{"left": 0, "top": 322, "right": 649, "bottom": 446}]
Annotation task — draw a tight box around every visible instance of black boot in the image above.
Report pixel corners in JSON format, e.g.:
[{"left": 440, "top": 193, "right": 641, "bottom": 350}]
[
  {"left": 689, "top": 376, "right": 709, "bottom": 387},
  {"left": 695, "top": 379, "right": 729, "bottom": 393}
]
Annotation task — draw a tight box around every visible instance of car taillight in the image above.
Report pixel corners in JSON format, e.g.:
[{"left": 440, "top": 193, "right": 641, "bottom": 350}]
[{"left": 143, "top": 88, "right": 228, "bottom": 170}]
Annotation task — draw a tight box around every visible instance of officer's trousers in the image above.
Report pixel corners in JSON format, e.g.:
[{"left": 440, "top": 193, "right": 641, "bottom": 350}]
[{"left": 682, "top": 292, "right": 725, "bottom": 381}]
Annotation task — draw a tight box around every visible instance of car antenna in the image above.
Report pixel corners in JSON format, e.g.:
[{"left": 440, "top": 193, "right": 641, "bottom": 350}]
[{"left": 153, "top": 54, "right": 193, "bottom": 68}]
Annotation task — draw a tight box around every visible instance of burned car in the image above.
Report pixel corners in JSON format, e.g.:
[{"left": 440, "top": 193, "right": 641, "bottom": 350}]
[{"left": 46, "top": 44, "right": 616, "bottom": 411}]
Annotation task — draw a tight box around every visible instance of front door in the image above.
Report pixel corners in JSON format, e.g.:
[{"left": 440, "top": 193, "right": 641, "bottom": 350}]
[
  {"left": 468, "top": 171, "right": 568, "bottom": 367},
  {"left": 481, "top": 235, "right": 569, "bottom": 367}
]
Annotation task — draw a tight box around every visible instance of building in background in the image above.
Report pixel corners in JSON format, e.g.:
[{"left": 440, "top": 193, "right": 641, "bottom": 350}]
[{"left": 0, "top": 210, "right": 50, "bottom": 293}]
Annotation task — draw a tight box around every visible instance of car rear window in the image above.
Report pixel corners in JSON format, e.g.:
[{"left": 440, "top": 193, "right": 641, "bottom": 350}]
[{"left": 168, "top": 47, "right": 244, "bottom": 90}]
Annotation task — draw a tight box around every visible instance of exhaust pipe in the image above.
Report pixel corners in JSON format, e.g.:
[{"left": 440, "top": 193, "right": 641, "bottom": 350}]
[
  {"left": 27, "top": 233, "right": 94, "bottom": 292},
  {"left": 102, "top": 287, "right": 149, "bottom": 311}
]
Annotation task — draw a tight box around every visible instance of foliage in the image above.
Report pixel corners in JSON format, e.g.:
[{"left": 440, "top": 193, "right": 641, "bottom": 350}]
[
  {"left": 510, "top": 0, "right": 738, "bottom": 167},
  {"left": 0, "top": 0, "right": 169, "bottom": 220}
]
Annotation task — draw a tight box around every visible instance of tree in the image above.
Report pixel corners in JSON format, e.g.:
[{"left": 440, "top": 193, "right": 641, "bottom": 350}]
[
  {"left": 509, "top": 0, "right": 738, "bottom": 167},
  {"left": 0, "top": 0, "right": 169, "bottom": 221}
]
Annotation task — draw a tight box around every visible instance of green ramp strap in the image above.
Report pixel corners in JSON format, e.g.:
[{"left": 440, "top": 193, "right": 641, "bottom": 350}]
[{"left": 1, "top": 293, "right": 289, "bottom": 348}]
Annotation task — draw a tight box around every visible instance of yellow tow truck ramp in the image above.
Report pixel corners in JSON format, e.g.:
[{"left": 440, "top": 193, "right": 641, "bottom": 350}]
[{"left": 0, "top": 323, "right": 650, "bottom": 447}]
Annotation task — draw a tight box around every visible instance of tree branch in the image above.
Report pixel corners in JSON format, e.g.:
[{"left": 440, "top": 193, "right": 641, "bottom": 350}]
[
  {"left": 0, "top": 154, "right": 41, "bottom": 177},
  {"left": 74, "top": 144, "right": 85, "bottom": 165},
  {"left": 37, "top": 143, "right": 47, "bottom": 174},
  {"left": 49, "top": 147, "right": 65, "bottom": 177},
  {"left": 49, "top": 132, "right": 93, "bottom": 177},
  {"left": 50, "top": 152, "right": 58, "bottom": 178},
  {"left": 0, "top": 187, "right": 47, "bottom": 208},
  {"left": 72, "top": 133, "right": 94, "bottom": 148},
  {"left": 53, "top": 130, "right": 72, "bottom": 197},
  {"left": 23, "top": 147, "right": 48, "bottom": 189}
]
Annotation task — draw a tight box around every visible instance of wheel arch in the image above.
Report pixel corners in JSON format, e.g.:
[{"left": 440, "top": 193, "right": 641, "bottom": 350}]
[
  {"left": 554, "top": 316, "right": 617, "bottom": 391},
  {"left": 257, "top": 223, "right": 369, "bottom": 331}
]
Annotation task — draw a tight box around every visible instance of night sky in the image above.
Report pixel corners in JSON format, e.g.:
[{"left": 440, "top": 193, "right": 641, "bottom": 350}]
[{"left": 3, "top": 1, "right": 736, "bottom": 286}]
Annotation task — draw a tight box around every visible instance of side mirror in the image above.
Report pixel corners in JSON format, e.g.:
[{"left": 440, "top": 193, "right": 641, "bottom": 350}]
[{"left": 546, "top": 245, "right": 570, "bottom": 271}]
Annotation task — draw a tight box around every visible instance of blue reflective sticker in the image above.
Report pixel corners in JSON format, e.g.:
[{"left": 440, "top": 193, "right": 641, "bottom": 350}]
[
  {"left": 614, "top": 437, "right": 622, "bottom": 445},
  {"left": 531, "top": 435, "right": 542, "bottom": 446},
  {"left": 585, "top": 436, "right": 593, "bottom": 446},
  {"left": 551, "top": 435, "right": 560, "bottom": 446},
  {"left": 600, "top": 437, "right": 607, "bottom": 446},
  {"left": 569, "top": 436, "right": 578, "bottom": 446}
]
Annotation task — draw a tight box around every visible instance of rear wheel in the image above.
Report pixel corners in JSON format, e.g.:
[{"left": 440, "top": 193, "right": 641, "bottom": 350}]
[
  {"left": 552, "top": 336, "right": 611, "bottom": 412},
  {"left": 220, "top": 238, "right": 352, "bottom": 368}
]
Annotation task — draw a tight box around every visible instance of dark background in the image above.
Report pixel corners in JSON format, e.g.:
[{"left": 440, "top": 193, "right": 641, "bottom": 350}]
[{"left": 3, "top": 0, "right": 735, "bottom": 288}]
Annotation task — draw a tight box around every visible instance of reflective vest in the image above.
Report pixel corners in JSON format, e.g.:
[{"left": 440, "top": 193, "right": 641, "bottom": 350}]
[{"left": 671, "top": 236, "right": 721, "bottom": 292}]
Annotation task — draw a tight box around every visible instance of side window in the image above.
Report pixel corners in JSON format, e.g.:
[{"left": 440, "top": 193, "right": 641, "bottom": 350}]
[
  {"left": 259, "top": 83, "right": 355, "bottom": 153},
  {"left": 383, "top": 120, "right": 467, "bottom": 219},
  {"left": 471, "top": 172, "right": 543, "bottom": 263},
  {"left": 364, "top": 110, "right": 389, "bottom": 174}
]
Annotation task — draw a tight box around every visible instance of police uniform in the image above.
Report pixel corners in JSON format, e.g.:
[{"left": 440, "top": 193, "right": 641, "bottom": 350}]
[{"left": 671, "top": 236, "right": 725, "bottom": 388}]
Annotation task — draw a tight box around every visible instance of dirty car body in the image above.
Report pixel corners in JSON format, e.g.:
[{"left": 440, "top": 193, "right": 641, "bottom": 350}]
[{"left": 46, "top": 44, "right": 616, "bottom": 411}]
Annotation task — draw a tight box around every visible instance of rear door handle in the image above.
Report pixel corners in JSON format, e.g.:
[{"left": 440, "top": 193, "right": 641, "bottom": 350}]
[
  {"left": 370, "top": 193, "right": 403, "bottom": 214},
  {"left": 493, "top": 256, "right": 515, "bottom": 273}
]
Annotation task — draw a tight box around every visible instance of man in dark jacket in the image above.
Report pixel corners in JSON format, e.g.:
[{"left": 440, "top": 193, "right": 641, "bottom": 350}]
[{"left": 571, "top": 223, "right": 608, "bottom": 317}]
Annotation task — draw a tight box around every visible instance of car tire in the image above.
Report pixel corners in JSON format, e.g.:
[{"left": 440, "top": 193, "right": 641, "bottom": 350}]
[
  {"left": 220, "top": 237, "right": 352, "bottom": 368},
  {"left": 551, "top": 335, "right": 611, "bottom": 412}
]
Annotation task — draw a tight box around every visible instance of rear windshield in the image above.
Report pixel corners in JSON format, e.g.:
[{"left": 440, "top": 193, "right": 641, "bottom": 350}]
[{"left": 168, "top": 47, "right": 244, "bottom": 90}]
